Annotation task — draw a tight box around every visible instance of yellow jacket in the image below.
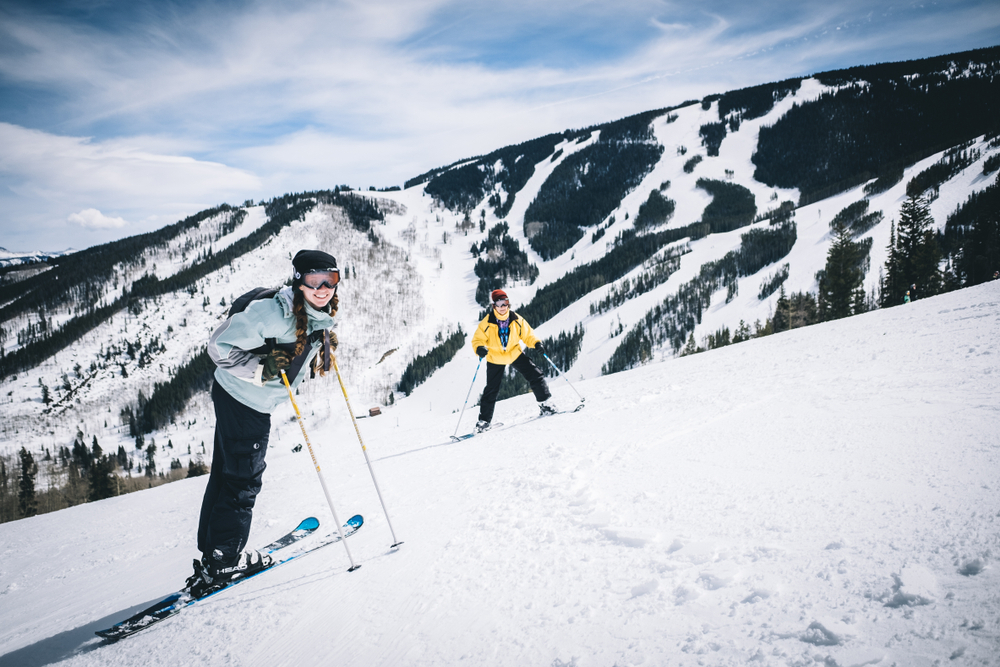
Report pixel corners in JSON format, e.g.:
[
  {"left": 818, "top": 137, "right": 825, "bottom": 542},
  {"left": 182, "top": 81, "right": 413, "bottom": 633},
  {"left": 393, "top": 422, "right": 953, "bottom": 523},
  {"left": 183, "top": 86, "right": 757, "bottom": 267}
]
[{"left": 471, "top": 310, "right": 540, "bottom": 365}]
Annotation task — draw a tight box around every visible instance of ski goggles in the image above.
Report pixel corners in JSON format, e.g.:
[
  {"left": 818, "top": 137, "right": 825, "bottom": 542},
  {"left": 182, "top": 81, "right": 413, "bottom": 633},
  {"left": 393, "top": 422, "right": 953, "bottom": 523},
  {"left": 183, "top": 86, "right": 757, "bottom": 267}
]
[
  {"left": 298, "top": 269, "right": 340, "bottom": 290},
  {"left": 493, "top": 299, "right": 509, "bottom": 308}
]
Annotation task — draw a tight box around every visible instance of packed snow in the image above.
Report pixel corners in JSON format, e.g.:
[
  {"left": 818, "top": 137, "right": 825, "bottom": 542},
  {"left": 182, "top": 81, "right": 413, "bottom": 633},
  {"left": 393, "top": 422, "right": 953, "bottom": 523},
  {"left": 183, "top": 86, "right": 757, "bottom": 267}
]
[{"left": 1, "top": 279, "right": 998, "bottom": 666}]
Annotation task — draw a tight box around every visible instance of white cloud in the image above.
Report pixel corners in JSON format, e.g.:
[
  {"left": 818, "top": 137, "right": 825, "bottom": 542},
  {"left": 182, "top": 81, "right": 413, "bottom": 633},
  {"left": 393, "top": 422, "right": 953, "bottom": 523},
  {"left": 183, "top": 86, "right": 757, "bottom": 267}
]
[
  {"left": 1, "top": 0, "right": 997, "bottom": 252},
  {"left": 67, "top": 208, "right": 129, "bottom": 229},
  {"left": 0, "top": 122, "right": 263, "bottom": 250}
]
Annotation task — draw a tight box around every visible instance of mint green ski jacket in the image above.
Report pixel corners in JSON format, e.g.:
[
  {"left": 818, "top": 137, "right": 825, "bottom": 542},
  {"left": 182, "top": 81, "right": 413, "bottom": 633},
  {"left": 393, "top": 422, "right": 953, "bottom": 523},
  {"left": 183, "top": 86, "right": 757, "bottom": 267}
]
[{"left": 208, "top": 287, "right": 334, "bottom": 414}]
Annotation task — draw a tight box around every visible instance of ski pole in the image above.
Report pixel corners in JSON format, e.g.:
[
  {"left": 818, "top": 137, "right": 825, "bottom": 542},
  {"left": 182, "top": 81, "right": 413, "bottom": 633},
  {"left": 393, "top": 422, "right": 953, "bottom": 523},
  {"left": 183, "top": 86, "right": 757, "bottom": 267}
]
[
  {"left": 332, "top": 355, "right": 403, "bottom": 549},
  {"left": 280, "top": 370, "right": 360, "bottom": 571},
  {"left": 542, "top": 352, "right": 585, "bottom": 403},
  {"left": 452, "top": 357, "right": 483, "bottom": 439}
]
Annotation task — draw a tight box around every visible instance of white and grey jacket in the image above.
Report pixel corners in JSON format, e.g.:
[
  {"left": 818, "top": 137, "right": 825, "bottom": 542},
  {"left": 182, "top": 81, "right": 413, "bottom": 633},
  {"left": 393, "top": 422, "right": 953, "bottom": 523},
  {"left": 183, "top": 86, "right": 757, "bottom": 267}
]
[{"left": 208, "top": 287, "right": 334, "bottom": 414}]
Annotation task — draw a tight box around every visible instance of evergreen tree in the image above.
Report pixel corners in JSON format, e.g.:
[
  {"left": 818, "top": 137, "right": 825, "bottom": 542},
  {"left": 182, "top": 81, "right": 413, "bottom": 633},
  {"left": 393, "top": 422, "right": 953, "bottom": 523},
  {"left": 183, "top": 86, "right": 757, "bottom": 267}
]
[
  {"left": 88, "top": 455, "right": 117, "bottom": 501},
  {"left": 880, "top": 221, "right": 901, "bottom": 308},
  {"left": 818, "top": 221, "right": 865, "bottom": 321},
  {"left": 773, "top": 286, "right": 791, "bottom": 333},
  {"left": 18, "top": 447, "right": 38, "bottom": 518},
  {"left": 39, "top": 379, "right": 51, "bottom": 405},
  {"left": 889, "top": 194, "right": 942, "bottom": 303}
]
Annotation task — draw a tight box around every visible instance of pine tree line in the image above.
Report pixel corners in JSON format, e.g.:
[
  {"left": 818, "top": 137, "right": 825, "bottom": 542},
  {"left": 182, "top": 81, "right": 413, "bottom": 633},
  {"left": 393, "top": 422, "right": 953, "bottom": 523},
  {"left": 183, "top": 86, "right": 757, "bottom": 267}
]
[
  {"left": 752, "top": 45, "right": 1000, "bottom": 203},
  {"left": 128, "top": 348, "right": 216, "bottom": 435},
  {"left": 518, "top": 222, "right": 709, "bottom": 328},
  {"left": 470, "top": 223, "right": 539, "bottom": 306},
  {"left": 0, "top": 204, "right": 238, "bottom": 324},
  {"left": 758, "top": 263, "right": 789, "bottom": 300},
  {"left": 633, "top": 186, "right": 676, "bottom": 230},
  {"left": 906, "top": 144, "right": 982, "bottom": 198},
  {"left": 590, "top": 244, "right": 689, "bottom": 315},
  {"left": 0, "top": 440, "right": 203, "bottom": 525},
  {"left": 396, "top": 328, "right": 466, "bottom": 396},
  {"left": 863, "top": 169, "right": 905, "bottom": 197},
  {"left": 1, "top": 194, "right": 323, "bottom": 381},
  {"left": 830, "top": 200, "right": 884, "bottom": 239},
  {"left": 696, "top": 179, "right": 757, "bottom": 234},
  {"left": 940, "top": 173, "right": 1000, "bottom": 286},
  {"left": 524, "top": 136, "right": 666, "bottom": 259},
  {"left": 698, "top": 78, "right": 803, "bottom": 156},
  {"left": 602, "top": 221, "right": 796, "bottom": 374}
]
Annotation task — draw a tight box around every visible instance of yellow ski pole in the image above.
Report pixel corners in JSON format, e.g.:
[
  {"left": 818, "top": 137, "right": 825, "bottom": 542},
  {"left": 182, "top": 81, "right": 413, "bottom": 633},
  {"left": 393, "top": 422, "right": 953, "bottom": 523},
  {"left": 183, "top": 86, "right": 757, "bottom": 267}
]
[
  {"left": 280, "top": 370, "right": 360, "bottom": 571},
  {"left": 332, "top": 355, "right": 403, "bottom": 548}
]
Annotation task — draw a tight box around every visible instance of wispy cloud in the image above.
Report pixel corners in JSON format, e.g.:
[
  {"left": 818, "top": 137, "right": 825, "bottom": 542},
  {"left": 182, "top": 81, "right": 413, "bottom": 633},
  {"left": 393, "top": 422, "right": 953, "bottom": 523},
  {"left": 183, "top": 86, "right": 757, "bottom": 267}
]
[
  {"left": 68, "top": 208, "right": 129, "bottom": 230},
  {"left": 0, "top": 0, "right": 997, "bottom": 251}
]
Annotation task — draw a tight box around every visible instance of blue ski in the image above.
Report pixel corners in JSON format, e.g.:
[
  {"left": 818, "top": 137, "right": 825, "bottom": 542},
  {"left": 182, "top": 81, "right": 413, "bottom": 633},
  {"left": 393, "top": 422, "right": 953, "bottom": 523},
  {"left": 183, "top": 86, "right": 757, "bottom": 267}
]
[
  {"left": 96, "top": 515, "right": 363, "bottom": 642},
  {"left": 451, "top": 401, "right": 584, "bottom": 441}
]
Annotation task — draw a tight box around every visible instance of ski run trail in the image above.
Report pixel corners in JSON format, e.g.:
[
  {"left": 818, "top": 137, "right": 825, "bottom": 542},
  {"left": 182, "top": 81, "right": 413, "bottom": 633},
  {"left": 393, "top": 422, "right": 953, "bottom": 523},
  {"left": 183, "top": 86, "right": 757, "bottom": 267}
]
[{"left": 1, "top": 280, "right": 999, "bottom": 667}]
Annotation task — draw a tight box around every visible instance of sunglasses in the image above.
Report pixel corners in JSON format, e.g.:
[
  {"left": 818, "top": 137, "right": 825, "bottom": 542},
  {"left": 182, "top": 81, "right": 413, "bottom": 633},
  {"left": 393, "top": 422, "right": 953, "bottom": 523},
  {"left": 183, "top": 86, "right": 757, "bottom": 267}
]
[
  {"left": 494, "top": 300, "right": 509, "bottom": 308},
  {"left": 300, "top": 269, "right": 340, "bottom": 290}
]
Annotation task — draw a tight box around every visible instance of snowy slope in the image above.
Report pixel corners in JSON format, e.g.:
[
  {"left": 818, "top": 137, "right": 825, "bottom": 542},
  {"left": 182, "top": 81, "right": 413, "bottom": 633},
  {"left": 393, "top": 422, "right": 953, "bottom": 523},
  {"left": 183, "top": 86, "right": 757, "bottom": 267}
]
[
  {"left": 1, "top": 279, "right": 997, "bottom": 667},
  {"left": 3, "top": 66, "right": 999, "bottom": 481}
]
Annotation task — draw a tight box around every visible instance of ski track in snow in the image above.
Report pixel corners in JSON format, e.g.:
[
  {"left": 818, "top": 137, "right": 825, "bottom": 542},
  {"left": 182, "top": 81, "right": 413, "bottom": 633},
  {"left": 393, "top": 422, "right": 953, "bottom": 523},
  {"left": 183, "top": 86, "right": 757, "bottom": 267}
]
[{"left": 1, "top": 281, "right": 998, "bottom": 666}]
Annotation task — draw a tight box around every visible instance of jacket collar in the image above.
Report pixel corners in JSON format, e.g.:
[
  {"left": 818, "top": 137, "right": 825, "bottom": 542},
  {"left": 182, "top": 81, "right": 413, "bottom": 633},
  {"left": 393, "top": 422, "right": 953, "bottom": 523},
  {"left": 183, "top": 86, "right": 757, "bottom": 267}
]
[{"left": 488, "top": 310, "right": 519, "bottom": 326}]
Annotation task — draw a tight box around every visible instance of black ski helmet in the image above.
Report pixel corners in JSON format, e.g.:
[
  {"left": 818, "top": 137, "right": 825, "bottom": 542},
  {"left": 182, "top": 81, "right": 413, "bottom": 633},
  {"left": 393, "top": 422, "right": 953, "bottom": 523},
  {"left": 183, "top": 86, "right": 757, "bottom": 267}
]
[{"left": 292, "top": 250, "right": 337, "bottom": 287}]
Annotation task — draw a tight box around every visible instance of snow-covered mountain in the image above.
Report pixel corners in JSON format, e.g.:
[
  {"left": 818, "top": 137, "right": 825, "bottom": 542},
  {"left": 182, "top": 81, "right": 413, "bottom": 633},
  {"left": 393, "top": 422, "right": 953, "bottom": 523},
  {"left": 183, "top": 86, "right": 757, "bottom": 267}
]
[
  {"left": 0, "top": 46, "right": 997, "bottom": 501},
  {"left": 0, "top": 279, "right": 997, "bottom": 665},
  {"left": 0, "top": 247, "right": 75, "bottom": 268}
]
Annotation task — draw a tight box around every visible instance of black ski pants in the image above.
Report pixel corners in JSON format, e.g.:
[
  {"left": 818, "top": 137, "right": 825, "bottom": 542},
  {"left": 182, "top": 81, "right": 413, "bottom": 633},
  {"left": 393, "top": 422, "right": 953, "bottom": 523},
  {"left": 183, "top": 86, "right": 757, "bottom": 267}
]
[
  {"left": 197, "top": 380, "right": 270, "bottom": 564},
  {"left": 478, "top": 352, "right": 551, "bottom": 423}
]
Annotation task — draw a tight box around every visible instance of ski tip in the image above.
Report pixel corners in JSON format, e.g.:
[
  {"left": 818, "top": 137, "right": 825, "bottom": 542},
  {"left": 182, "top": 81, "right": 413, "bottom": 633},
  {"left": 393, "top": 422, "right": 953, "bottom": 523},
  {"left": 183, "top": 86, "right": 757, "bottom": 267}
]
[
  {"left": 297, "top": 517, "right": 320, "bottom": 531},
  {"left": 347, "top": 514, "right": 363, "bottom": 528},
  {"left": 348, "top": 564, "right": 362, "bottom": 572},
  {"left": 390, "top": 541, "right": 404, "bottom": 549}
]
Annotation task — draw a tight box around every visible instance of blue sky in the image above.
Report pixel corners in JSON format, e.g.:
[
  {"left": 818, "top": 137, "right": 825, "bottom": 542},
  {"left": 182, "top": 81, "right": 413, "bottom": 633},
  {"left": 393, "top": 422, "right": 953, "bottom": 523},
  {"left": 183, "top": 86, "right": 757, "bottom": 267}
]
[{"left": 1, "top": 0, "right": 998, "bottom": 252}]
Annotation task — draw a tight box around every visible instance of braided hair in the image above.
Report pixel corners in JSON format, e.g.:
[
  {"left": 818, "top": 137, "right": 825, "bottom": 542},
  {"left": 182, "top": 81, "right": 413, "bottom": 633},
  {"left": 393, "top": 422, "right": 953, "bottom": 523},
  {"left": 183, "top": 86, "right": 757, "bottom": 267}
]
[{"left": 291, "top": 289, "right": 338, "bottom": 377}]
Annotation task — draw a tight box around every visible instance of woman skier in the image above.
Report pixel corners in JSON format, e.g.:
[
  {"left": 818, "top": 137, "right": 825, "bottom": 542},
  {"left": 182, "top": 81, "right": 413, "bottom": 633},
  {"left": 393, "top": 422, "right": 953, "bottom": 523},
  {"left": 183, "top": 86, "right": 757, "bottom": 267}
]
[
  {"left": 470, "top": 289, "right": 556, "bottom": 433},
  {"left": 186, "top": 249, "right": 340, "bottom": 595}
]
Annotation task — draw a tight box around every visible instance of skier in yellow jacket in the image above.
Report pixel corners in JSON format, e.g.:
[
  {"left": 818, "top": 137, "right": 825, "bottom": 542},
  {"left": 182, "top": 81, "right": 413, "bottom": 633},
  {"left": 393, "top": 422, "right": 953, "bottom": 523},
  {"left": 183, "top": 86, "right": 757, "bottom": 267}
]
[{"left": 470, "top": 289, "right": 555, "bottom": 432}]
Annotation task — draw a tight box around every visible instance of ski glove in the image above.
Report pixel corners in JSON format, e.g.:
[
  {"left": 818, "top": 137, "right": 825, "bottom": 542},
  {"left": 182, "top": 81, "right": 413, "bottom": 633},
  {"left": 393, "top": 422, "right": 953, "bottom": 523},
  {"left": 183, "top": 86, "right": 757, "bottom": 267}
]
[
  {"left": 261, "top": 349, "right": 292, "bottom": 382},
  {"left": 476, "top": 346, "right": 488, "bottom": 358},
  {"left": 534, "top": 342, "right": 546, "bottom": 354}
]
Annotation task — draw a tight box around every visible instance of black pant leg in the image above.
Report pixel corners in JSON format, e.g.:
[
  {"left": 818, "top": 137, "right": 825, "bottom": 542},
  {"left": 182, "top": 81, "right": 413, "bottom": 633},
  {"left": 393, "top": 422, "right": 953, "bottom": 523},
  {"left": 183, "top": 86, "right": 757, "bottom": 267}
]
[
  {"left": 478, "top": 362, "right": 506, "bottom": 422},
  {"left": 197, "top": 381, "right": 271, "bottom": 563},
  {"left": 511, "top": 352, "right": 551, "bottom": 402}
]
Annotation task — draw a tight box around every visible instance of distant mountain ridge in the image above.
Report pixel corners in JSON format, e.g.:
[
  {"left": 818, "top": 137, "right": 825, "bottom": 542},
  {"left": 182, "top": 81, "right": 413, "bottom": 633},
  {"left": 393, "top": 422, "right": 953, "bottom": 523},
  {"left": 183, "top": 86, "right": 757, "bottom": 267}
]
[
  {"left": 0, "top": 247, "right": 75, "bottom": 268},
  {"left": 1, "top": 45, "right": 998, "bottom": 522}
]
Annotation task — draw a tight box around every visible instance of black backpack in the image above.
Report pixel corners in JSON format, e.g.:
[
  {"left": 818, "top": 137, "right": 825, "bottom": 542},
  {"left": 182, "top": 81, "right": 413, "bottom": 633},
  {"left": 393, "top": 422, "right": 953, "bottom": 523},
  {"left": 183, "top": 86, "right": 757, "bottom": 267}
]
[{"left": 227, "top": 287, "right": 278, "bottom": 354}]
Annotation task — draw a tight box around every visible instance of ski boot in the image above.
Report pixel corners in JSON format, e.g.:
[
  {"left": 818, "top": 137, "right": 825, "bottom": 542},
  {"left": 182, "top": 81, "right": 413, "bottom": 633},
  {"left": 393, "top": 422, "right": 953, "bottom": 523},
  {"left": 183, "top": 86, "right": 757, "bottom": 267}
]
[
  {"left": 538, "top": 400, "right": 558, "bottom": 416},
  {"left": 207, "top": 549, "right": 274, "bottom": 583}
]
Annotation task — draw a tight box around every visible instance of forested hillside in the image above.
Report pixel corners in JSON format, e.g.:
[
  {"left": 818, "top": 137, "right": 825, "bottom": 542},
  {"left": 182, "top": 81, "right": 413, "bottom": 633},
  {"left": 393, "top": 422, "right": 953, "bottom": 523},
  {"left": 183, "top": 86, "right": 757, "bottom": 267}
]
[{"left": 3, "top": 45, "right": 999, "bottom": 524}]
